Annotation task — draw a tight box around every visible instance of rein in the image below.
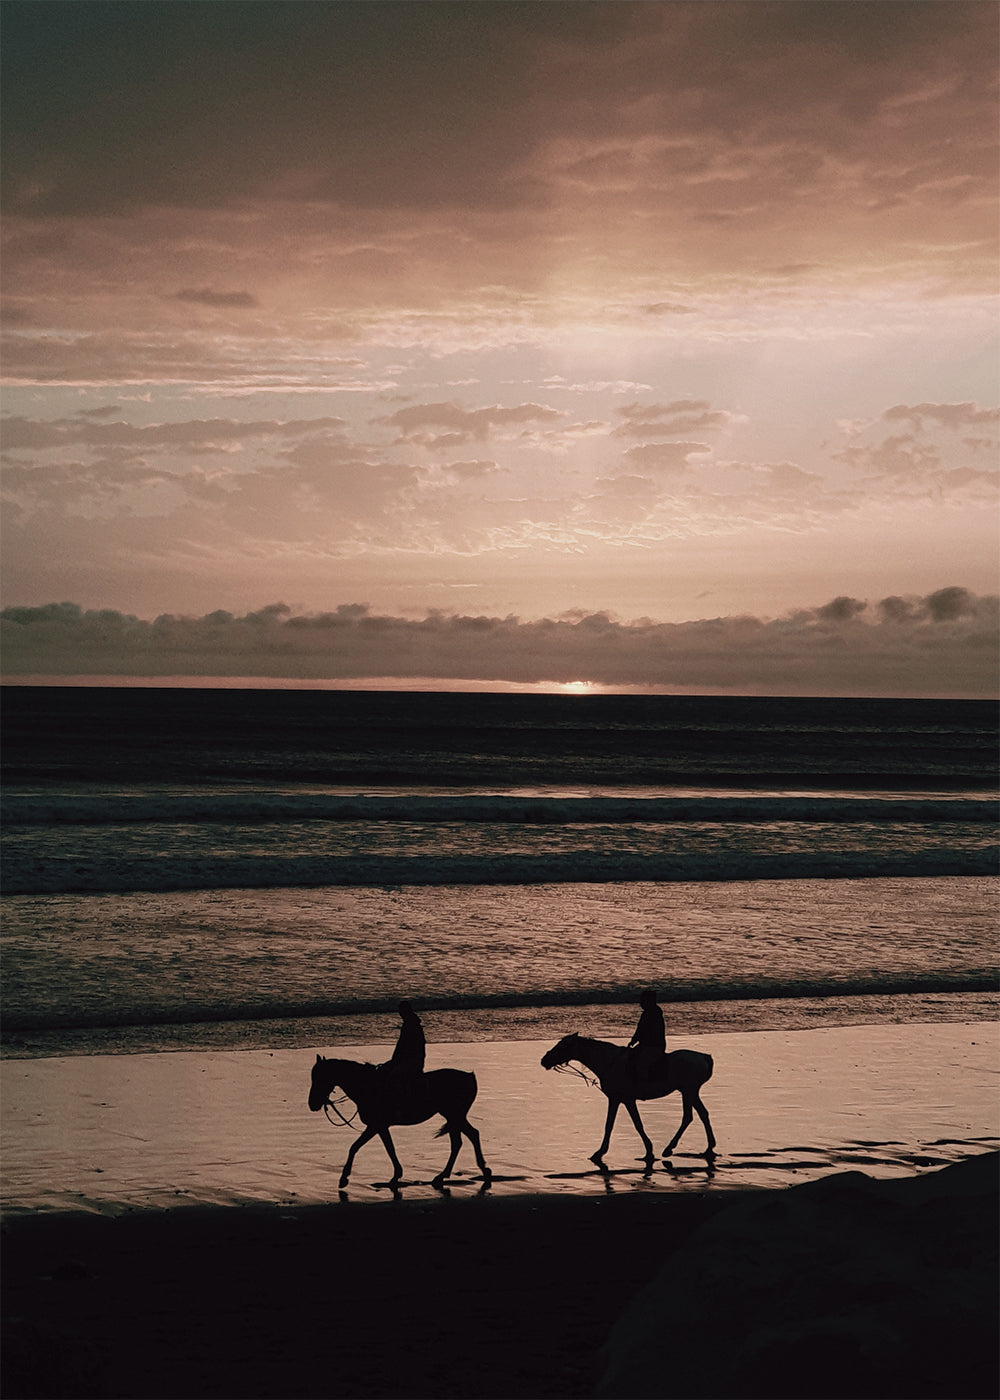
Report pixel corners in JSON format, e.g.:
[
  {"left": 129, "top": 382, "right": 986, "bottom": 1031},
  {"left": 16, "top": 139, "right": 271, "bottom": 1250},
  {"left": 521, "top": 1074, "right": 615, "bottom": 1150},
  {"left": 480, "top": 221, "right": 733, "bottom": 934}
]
[
  {"left": 323, "top": 1094, "right": 361, "bottom": 1131},
  {"left": 553, "top": 1061, "right": 599, "bottom": 1089}
]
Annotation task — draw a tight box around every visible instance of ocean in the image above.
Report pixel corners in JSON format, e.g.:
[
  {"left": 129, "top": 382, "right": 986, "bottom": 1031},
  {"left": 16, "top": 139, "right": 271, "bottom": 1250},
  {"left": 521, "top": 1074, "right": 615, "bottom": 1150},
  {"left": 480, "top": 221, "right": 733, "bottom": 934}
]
[{"left": 1, "top": 688, "right": 997, "bottom": 1059}]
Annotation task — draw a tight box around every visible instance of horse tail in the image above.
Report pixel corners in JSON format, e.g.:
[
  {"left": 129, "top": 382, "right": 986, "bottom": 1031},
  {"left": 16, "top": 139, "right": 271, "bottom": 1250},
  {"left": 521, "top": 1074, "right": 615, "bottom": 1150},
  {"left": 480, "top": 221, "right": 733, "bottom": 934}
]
[{"left": 432, "top": 1069, "right": 478, "bottom": 1133}]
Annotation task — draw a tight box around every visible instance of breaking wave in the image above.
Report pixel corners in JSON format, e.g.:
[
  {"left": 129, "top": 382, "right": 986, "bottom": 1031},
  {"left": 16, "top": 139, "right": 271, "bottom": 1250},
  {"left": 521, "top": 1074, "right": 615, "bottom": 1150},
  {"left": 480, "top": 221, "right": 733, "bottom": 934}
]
[{"left": 3, "top": 791, "right": 995, "bottom": 826}]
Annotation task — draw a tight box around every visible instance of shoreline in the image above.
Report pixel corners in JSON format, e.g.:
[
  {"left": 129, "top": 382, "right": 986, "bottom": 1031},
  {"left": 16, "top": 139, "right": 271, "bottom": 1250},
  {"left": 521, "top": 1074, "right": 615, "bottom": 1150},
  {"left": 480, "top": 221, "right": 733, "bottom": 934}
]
[
  {"left": 2, "top": 1020, "right": 997, "bottom": 1216},
  {"left": 4, "top": 987, "right": 997, "bottom": 1061}
]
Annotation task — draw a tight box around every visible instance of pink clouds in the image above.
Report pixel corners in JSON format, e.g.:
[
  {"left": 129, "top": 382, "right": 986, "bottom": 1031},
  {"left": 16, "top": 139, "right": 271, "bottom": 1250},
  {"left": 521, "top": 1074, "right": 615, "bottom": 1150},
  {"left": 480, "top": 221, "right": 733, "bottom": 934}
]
[
  {"left": 384, "top": 402, "right": 566, "bottom": 444},
  {"left": 2, "top": 589, "right": 996, "bottom": 697},
  {"left": 621, "top": 442, "right": 711, "bottom": 472},
  {"left": 0, "top": 3, "right": 996, "bottom": 688},
  {"left": 882, "top": 403, "right": 1000, "bottom": 431},
  {"left": 613, "top": 402, "right": 740, "bottom": 437}
]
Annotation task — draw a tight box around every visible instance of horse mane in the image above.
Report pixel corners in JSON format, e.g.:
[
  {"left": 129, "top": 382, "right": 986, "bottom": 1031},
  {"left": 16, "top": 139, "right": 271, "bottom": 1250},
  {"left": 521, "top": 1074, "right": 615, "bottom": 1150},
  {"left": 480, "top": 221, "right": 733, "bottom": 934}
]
[
  {"left": 318, "top": 1056, "right": 381, "bottom": 1074},
  {"left": 571, "top": 1033, "right": 623, "bottom": 1052}
]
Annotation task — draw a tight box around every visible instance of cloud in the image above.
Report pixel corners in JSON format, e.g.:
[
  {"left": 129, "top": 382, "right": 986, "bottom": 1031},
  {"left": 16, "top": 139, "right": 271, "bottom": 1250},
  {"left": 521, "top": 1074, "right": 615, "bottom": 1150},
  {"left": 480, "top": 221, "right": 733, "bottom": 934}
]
[
  {"left": 622, "top": 442, "right": 712, "bottom": 471},
  {"left": 383, "top": 402, "right": 566, "bottom": 445},
  {"left": 832, "top": 401, "right": 1000, "bottom": 488},
  {"left": 440, "top": 460, "right": 501, "bottom": 480},
  {"left": 0, "top": 329, "right": 383, "bottom": 389},
  {"left": 881, "top": 403, "right": 1000, "bottom": 431},
  {"left": 641, "top": 303, "right": 695, "bottom": 317},
  {"left": 614, "top": 401, "right": 743, "bottom": 438},
  {"left": 815, "top": 596, "right": 867, "bottom": 623},
  {"left": 741, "top": 463, "right": 826, "bottom": 495},
  {"left": 877, "top": 587, "right": 982, "bottom": 624},
  {"left": 3, "top": 0, "right": 994, "bottom": 303},
  {"left": 835, "top": 433, "right": 942, "bottom": 480},
  {"left": 2, "top": 589, "right": 996, "bottom": 697},
  {"left": 546, "top": 379, "right": 653, "bottom": 395},
  {"left": 921, "top": 585, "right": 979, "bottom": 622},
  {"left": 0, "top": 6, "right": 995, "bottom": 639},
  {"left": 1, "top": 415, "right": 348, "bottom": 451},
  {"left": 173, "top": 288, "right": 259, "bottom": 309},
  {"left": 618, "top": 399, "right": 708, "bottom": 419},
  {"left": 3, "top": 397, "right": 992, "bottom": 602}
]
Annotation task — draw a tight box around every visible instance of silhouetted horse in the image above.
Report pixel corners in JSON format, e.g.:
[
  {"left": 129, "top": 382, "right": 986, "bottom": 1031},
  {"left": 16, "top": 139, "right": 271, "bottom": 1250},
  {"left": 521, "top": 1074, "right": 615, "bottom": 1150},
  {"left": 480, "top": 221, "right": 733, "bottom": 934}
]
[
  {"left": 541, "top": 1033, "right": 716, "bottom": 1163},
  {"left": 308, "top": 1054, "right": 491, "bottom": 1189}
]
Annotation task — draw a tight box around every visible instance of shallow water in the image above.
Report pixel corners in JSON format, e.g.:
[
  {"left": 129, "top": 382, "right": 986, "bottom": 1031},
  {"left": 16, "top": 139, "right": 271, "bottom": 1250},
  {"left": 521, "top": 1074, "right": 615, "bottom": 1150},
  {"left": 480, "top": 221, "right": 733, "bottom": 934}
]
[{"left": 3, "top": 877, "right": 996, "bottom": 1057}]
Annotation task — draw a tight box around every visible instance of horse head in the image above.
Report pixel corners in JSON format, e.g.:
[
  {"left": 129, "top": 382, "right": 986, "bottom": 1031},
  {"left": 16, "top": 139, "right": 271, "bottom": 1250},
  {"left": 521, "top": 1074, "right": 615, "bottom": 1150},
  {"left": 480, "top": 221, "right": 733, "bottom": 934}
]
[
  {"left": 541, "top": 1033, "right": 581, "bottom": 1070},
  {"left": 309, "top": 1053, "right": 336, "bottom": 1111}
]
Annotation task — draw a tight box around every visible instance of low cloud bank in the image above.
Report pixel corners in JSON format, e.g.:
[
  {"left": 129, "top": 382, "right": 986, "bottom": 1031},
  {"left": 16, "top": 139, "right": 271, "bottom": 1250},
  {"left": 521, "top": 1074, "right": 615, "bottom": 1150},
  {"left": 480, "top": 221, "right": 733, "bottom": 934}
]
[{"left": 1, "top": 588, "right": 996, "bottom": 697}]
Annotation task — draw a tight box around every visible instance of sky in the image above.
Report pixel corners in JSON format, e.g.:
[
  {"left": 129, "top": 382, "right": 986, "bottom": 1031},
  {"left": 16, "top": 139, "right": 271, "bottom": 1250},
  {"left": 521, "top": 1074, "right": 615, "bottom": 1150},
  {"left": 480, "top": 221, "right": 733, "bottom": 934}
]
[{"left": 1, "top": 0, "right": 997, "bottom": 695}]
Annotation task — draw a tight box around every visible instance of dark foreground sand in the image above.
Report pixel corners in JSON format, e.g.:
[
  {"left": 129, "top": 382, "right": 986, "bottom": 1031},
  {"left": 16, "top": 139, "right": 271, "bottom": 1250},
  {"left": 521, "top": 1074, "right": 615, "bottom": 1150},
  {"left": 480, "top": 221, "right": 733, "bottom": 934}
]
[{"left": 3, "top": 1154, "right": 997, "bottom": 1400}]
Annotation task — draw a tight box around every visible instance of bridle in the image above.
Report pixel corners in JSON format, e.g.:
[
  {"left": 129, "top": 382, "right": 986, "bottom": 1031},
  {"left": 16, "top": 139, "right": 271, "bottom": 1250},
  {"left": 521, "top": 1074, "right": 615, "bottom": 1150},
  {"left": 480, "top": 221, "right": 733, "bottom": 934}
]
[
  {"left": 322, "top": 1093, "right": 361, "bottom": 1129},
  {"left": 551, "top": 1059, "right": 598, "bottom": 1089},
  {"left": 314, "top": 1071, "right": 361, "bottom": 1130}
]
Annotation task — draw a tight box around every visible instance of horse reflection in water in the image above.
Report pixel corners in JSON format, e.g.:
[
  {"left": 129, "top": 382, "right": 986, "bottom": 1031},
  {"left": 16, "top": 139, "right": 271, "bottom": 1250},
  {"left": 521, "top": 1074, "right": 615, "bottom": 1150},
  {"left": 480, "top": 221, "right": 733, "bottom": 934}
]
[
  {"left": 308, "top": 1054, "right": 491, "bottom": 1189},
  {"left": 541, "top": 1033, "right": 716, "bottom": 1165}
]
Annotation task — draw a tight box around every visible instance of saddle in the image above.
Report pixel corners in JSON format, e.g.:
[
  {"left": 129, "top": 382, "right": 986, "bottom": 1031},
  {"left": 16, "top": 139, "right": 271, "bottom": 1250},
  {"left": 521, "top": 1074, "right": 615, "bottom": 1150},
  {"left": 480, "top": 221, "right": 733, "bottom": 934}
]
[
  {"left": 374, "top": 1062, "right": 426, "bottom": 1102},
  {"left": 629, "top": 1050, "right": 667, "bottom": 1088}
]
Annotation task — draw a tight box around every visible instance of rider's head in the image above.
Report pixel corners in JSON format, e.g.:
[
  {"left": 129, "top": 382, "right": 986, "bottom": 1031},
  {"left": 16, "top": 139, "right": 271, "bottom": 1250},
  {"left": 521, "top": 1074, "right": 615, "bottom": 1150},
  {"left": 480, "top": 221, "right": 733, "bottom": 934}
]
[
  {"left": 639, "top": 989, "right": 657, "bottom": 1008},
  {"left": 398, "top": 1000, "right": 414, "bottom": 1016}
]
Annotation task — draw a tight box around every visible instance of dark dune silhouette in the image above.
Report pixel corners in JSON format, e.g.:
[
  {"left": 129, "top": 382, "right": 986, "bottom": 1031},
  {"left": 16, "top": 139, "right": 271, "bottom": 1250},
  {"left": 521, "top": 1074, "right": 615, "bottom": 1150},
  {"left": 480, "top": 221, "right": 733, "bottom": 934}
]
[
  {"left": 3, "top": 1156, "right": 994, "bottom": 1400},
  {"left": 598, "top": 1151, "right": 999, "bottom": 1400}
]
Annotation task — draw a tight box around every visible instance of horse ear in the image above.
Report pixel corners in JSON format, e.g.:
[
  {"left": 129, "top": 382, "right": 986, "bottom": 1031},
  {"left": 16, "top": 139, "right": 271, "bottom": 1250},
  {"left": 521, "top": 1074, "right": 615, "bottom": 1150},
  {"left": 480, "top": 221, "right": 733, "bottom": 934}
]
[{"left": 315, "top": 1053, "right": 323, "bottom": 1063}]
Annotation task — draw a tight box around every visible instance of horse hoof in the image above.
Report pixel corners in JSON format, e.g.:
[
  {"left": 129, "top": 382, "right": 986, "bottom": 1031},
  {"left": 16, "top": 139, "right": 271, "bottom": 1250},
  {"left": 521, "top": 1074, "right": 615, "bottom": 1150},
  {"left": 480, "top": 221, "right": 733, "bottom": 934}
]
[
  {"left": 339, "top": 1176, "right": 350, "bottom": 1188},
  {"left": 589, "top": 1153, "right": 605, "bottom": 1166},
  {"left": 431, "top": 1173, "right": 446, "bottom": 1189}
]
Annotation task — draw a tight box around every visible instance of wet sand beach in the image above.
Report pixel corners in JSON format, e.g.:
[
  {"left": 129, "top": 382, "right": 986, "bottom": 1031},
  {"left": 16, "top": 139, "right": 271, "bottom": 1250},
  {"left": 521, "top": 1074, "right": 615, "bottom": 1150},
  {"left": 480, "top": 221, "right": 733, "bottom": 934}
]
[{"left": 2, "top": 1022, "right": 998, "bottom": 1399}]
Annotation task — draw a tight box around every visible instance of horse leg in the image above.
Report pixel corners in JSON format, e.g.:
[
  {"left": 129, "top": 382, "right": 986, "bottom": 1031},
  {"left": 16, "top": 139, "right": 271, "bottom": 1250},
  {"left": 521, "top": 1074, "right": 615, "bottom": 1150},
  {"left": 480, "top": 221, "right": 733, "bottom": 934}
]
[
  {"left": 662, "top": 1092, "right": 694, "bottom": 1156},
  {"left": 377, "top": 1127, "right": 404, "bottom": 1182},
  {"left": 623, "top": 1099, "right": 655, "bottom": 1162},
  {"left": 340, "top": 1124, "right": 377, "bottom": 1187},
  {"left": 432, "top": 1124, "right": 463, "bottom": 1189},
  {"left": 590, "top": 1097, "right": 620, "bottom": 1164},
  {"left": 692, "top": 1091, "right": 717, "bottom": 1156},
  {"left": 461, "top": 1120, "right": 491, "bottom": 1181}
]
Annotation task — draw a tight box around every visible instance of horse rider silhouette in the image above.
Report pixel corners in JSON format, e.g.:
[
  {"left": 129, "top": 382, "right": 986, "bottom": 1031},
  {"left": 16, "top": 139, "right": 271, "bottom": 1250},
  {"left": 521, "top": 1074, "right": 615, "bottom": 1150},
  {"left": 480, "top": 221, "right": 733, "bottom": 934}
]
[
  {"left": 627, "top": 989, "right": 666, "bottom": 1085},
  {"left": 386, "top": 1000, "right": 426, "bottom": 1081}
]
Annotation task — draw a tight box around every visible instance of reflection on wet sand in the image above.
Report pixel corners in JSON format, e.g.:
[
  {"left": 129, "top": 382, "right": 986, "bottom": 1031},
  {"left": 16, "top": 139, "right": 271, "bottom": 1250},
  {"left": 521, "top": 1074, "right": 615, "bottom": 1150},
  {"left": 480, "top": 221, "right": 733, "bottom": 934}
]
[{"left": 1, "top": 1022, "right": 996, "bottom": 1215}]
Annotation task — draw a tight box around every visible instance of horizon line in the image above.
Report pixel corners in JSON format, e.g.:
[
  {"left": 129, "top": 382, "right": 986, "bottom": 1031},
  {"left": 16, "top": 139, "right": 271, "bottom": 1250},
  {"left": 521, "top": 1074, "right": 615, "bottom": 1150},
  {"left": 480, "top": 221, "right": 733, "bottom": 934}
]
[{"left": 1, "top": 674, "right": 996, "bottom": 702}]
